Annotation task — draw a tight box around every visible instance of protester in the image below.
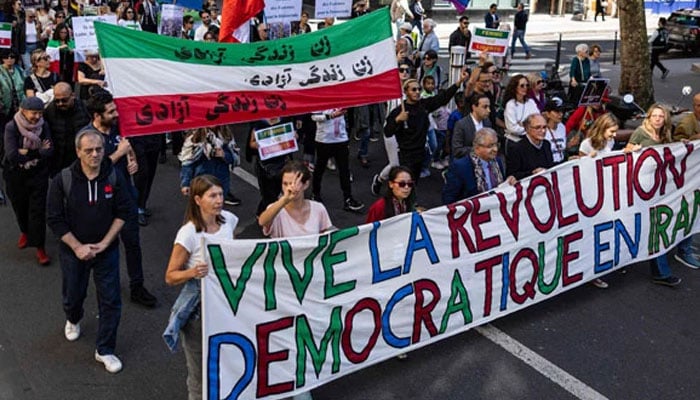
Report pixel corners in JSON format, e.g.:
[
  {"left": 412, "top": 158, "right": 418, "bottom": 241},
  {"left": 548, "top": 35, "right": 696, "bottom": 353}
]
[
  {"left": 594, "top": 0, "right": 606, "bottom": 21},
  {"left": 673, "top": 92, "right": 700, "bottom": 141},
  {"left": 421, "top": 75, "right": 450, "bottom": 171},
  {"left": 44, "top": 82, "right": 91, "bottom": 177},
  {"left": 568, "top": 43, "right": 590, "bottom": 105},
  {"left": 130, "top": 132, "right": 163, "bottom": 226},
  {"left": 182, "top": 15, "right": 195, "bottom": 39},
  {"left": 0, "top": 49, "right": 25, "bottom": 127},
  {"left": 53, "top": 0, "right": 76, "bottom": 21},
  {"left": 291, "top": 10, "right": 311, "bottom": 35},
  {"left": 624, "top": 104, "right": 697, "bottom": 284},
  {"left": 542, "top": 99, "right": 567, "bottom": 163},
  {"left": 511, "top": 3, "right": 531, "bottom": 59},
  {"left": 463, "top": 64, "right": 498, "bottom": 128},
  {"left": 118, "top": 7, "right": 141, "bottom": 30},
  {"left": 503, "top": 74, "right": 539, "bottom": 153},
  {"left": 565, "top": 99, "right": 608, "bottom": 156},
  {"left": 14, "top": 8, "right": 49, "bottom": 75},
  {"left": 164, "top": 174, "right": 238, "bottom": 400},
  {"left": 589, "top": 44, "right": 602, "bottom": 78},
  {"left": 4, "top": 0, "right": 22, "bottom": 25},
  {"left": 194, "top": 10, "right": 213, "bottom": 41},
  {"left": 83, "top": 90, "right": 157, "bottom": 307},
  {"left": 452, "top": 93, "right": 492, "bottom": 159},
  {"left": 417, "top": 18, "right": 438, "bottom": 59},
  {"left": 409, "top": 0, "right": 424, "bottom": 40},
  {"left": 50, "top": 22, "right": 75, "bottom": 84},
  {"left": 506, "top": 113, "right": 554, "bottom": 179},
  {"left": 417, "top": 49, "right": 443, "bottom": 90},
  {"left": 2, "top": 96, "right": 52, "bottom": 265},
  {"left": 24, "top": 49, "right": 59, "bottom": 101},
  {"left": 390, "top": 0, "right": 413, "bottom": 38},
  {"left": 46, "top": 129, "right": 131, "bottom": 373},
  {"left": 443, "top": 128, "right": 515, "bottom": 204},
  {"left": 77, "top": 50, "right": 106, "bottom": 101},
  {"left": 484, "top": 3, "right": 500, "bottom": 29},
  {"left": 310, "top": 108, "right": 365, "bottom": 212},
  {"left": 366, "top": 165, "right": 415, "bottom": 222},
  {"left": 351, "top": 0, "right": 370, "bottom": 18},
  {"left": 137, "top": 0, "right": 158, "bottom": 33},
  {"left": 578, "top": 112, "right": 621, "bottom": 157},
  {"left": 448, "top": 16, "right": 470, "bottom": 56},
  {"left": 526, "top": 72, "right": 546, "bottom": 112},
  {"left": 649, "top": 17, "right": 669, "bottom": 79}
]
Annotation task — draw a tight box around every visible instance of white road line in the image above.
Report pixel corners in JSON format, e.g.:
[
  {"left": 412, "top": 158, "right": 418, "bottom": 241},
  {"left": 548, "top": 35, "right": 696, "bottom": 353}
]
[
  {"left": 233, "top": 152, "right": 606, "bottom": 400},
  {"left": 475, "top": 324, "right": 609, "bottom": 400}
]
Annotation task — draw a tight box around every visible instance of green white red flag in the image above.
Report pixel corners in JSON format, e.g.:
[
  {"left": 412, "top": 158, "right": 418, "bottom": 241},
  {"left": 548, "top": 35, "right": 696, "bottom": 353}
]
[
  {"left": 94, "top": 8, "right": 401, "bottom": 137},
  {"left": 0, "top": 23, "right": 12, "bottom": 48},
  {"left": 46, "top": 39, "right": 85, "bottom": 77}
]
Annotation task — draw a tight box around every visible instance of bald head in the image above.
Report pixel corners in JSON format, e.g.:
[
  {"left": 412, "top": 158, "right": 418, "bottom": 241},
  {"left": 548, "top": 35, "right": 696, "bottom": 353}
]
[
  {"left": 53, "top": 81, "right": 75, "bottom": 110},
  {"left": 54, "top": 82, "right": 72, "bottom": 97}
]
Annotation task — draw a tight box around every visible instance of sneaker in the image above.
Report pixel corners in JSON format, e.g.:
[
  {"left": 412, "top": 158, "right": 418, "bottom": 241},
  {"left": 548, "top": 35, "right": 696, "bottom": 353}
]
[
  {"left": 17, "top": 232, "right": 27, "bottom": 249},
  {"left": 430, "top": 161, "right": 446, "bottom": 170},
  {"left": 343, "top": 197, "right": 365, "bottom": 212},
  {"left": 441, "top": 169, "right": 448, "bottom": 183},
  {"left": 420, "top": 169, "right": 431, "bottom": 178},
  {"left": 370, "top": 174, "right": 383, "bottom": 196},
  {"left": 131, "top": 285, "right": 157, "bottom": 308},
  {"left": 224, "top": 194, "right": 242, "bottom": 206},
  {"left": 327, "top": 159, "right": 336, "bottom": 171},
  {"left": 142, "top": 208, "right": 153, "bottom": 217},
  {"left": 526, "top": 52, "right": 532, "bottom": 59},
  {"left": 369, "top": 135, "right": 379, "bottom": 142},
  {"left": 36, "top": 248, "right": 51, "bottom": 266},
  {"left": 591, "top": 278, "right": 609, "bottom": 289},
  {"left": 396, "top": 353, "right": 408, "bottom": 360},
  {"left": 64, "top": 321, "right": 80, "bottom": 341},
  {"left": 651, "top": 275, "right": 681, "bottom": 287},
  {"left": 674, "top": 252, "right": 700, "bottom": 269},
  {"left": 95, "top": 351, "right": 123, "bottom": 374},
  {"left": 359, "top": 157, "right": 369, "bottom": 168},
  {"left": 661, "top": 70, "right": 669, "bottom": 79}
]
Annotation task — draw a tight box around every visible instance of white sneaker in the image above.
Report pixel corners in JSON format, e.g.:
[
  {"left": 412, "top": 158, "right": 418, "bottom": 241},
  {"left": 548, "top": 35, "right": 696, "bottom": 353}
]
[
  {"left": 64, "top": 321, "right": 80, "bottom": 342},
  {"left": 95, "top": 351, "right": 123, "bottom": 373}
]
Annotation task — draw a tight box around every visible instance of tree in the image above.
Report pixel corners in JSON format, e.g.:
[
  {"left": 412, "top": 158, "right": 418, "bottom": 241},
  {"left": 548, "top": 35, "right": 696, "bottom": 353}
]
[{"left": 617, "top": 0, "right": 654, "bottom": 107}]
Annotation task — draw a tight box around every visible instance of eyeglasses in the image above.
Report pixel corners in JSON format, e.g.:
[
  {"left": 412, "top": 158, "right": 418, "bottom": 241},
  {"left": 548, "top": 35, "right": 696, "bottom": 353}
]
[
  {"left": 519, "top": 83, "right": 530, "bottom": 88},
  {"left": 407, "top": 87, "right": 420, "bottom": 92},
  {"left": 536, "top": 80, "right": 544, "bottom": 84},
  {"left": 393, "top": 180, "right": 415, "bottom": 188},
  {"left": 398, "top": 67, "right": 410, "bottom": 73},
  {"left": 262, "top": 28, "right": 269, "bottom": 32},
  {"left": 54, "top": 97, "right": 70, "bottom": 104},
  {"left": 423, "top": 57, "right": 435, "bottom": 61},
  {"left": 4, "top": 54, "right": 16, "bottom": 59},
  {"left": 56, "top": 14, "right": 65, "bottom": 18},
  {"left": 529, "top": 125, "right": 546, "bottom": 130},
  {"left": 83, "top": 147, "right": 104, "bottom": 154},
  {"left": 478, "top": 142, "right": 499, "bottom": 149},
  {"left": 39, "top": 56, "right": 50, "bottom": 61},
  {"left": 126, "top": 10, "right": 134, "bottom": 13},
  {"left": 479, "top": 79, "right": 492, "bottom": 83}
]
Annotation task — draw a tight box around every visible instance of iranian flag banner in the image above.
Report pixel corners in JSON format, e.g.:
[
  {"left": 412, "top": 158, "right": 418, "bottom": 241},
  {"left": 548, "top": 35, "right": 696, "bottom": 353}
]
[
  {"left": 94, "top": 8, "right": 401, "bottom": 137},
  {"left": 0, "top": 23, "right": 11, "bottom": 48},
  {"left": 46, "top": 39, "right": 86, "bottom": 76}
]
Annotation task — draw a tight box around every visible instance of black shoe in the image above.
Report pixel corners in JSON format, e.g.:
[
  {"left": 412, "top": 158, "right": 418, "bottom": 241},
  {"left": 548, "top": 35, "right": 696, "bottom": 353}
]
[
  {"left": 131, "top": 286, "right": 157, "bottom": 308},
  {"left": 142, "top": 208, "right": 153, "bottom": 217},
  {"left": 0, "top": 188, "right": 5, "bottom": 206},
  {"left": 371, "top": 174, "right": 382, "bottom": 196},
  {"left": 651, "top": 275, "right": 681, "bottom": 287},
  {"left": 137, "top": 213, "right": 148, "bottom": 227},
  {"left": 344, "top": 197, "right": 365, "bottom": 212},
  {"left": 661, "top": 70, "right": 669, "bottom": 79},
  {"left": 224, "top": 194, "right": 241, "bottom": 206}
]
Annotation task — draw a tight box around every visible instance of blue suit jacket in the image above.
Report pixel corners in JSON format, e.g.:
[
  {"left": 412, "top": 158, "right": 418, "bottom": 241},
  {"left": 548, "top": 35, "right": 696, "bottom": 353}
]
[{"left": 441, "top": 155, "right": 505, "bottom": 205}]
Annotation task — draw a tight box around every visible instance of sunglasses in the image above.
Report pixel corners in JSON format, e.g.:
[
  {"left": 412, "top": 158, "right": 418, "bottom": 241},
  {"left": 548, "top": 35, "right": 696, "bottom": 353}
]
[
  {"left": 536, "top": 80, "right": 544, "bottom": 84},
  {"left": 398, "top": 67, "right": 410, "bottom": 73},
  {"left": 393, "top": 181, "right": 415, "bottom": 188},
  {"left": 54, "top": 97, "right": 70, "bottom": 104},
  {"left": 56, "top": 14, "right": 65, "bottom": 18},
  {"left": 4, "top": 54, "right": 16, "bottom": 59},
  {"left": 407, "top": 87, "right": 420, "bottom": 92},
  {"left": 39, "top": 56, "right": 50, "bottom": 61},
  {"left": 519, "top": 83, "right": 530, "bottom": 88}
]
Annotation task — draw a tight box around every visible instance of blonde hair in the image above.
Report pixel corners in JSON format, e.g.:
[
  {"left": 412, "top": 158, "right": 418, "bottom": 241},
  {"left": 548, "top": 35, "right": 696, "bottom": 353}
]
[
  {"left": 586, "top": 113, "right": 618, "bottom": 150},
  {"left": 30, "top": 49, "right": 47, "bottom": 73},
  {"left": 641, "top": 104, "right": 672, "bottom": 144}
]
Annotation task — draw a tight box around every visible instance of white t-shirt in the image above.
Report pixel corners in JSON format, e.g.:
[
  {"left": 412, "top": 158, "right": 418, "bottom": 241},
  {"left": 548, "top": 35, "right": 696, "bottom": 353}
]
[
  {"left": 174, "top": 210, "right": 239, "bottom": 270},
  {"left": 579, "top": 138, "right": 614, "bottom": 156},
  {"left": 545, "top": 123, "right": 567, "bottom": 163},
  {"left": 263, "top": 200, "right": 332, "bottom": 238}
]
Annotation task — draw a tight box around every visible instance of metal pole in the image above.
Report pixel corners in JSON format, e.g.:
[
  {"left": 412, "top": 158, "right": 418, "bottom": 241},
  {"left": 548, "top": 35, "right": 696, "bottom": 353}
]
[
  {"left": 555, "top": 33, "right": 561, "bottom": 71},
  {"left": 613, "top": 30, "right": 618, "bottom": 65}
]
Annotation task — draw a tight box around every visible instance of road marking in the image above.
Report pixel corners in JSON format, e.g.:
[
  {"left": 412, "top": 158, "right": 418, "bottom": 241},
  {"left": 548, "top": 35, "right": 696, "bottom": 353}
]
[
  {"left": 233, "top": 147, "right": 607, "bottom": 400},
  {"left": 475, "top": 324, "right": 609, "bottom": 400}
]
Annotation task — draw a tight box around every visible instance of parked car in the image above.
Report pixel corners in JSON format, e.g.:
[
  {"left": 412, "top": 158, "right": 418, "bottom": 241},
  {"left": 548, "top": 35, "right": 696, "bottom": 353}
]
[{"left": 666, "top": 8, "right": 700, "bottom": 54}]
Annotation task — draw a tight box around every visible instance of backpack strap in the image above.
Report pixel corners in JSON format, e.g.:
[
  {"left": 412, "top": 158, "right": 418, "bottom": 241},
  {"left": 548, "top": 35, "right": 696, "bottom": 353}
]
[{"left": 60, "top": 167, "right": 72, "bottom": 211}]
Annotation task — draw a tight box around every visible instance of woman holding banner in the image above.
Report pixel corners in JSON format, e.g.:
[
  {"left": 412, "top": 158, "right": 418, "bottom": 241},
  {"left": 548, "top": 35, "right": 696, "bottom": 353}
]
[
  {"left": 164, "top": 174, "right": 239, "bottom": 400},
  {"left": 366, "top": 166, "right": 416, "bottom": 223}
]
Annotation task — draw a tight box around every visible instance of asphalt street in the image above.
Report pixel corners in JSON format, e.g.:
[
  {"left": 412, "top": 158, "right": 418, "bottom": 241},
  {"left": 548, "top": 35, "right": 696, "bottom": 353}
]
[{"left": 1, "top": 32, "right": 700, "bottom": 400}]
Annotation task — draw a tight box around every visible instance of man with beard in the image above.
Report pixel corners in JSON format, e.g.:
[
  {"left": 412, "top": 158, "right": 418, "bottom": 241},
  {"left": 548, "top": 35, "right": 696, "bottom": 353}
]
[
  {"left": 80, "top": 90, "right": 157, "bottom": 308},
  {"left": 45, "top": 82, "right": 91, "bottom": 177}
]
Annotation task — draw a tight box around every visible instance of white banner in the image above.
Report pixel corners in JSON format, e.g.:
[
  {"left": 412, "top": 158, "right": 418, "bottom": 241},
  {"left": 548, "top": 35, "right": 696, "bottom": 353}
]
[
  {"left": 202, "top": 142, "right": 700, "bottom": 399},
  {"left": 73, "top": 15, "right": 118, "bottom": 53},
  {"left": 314, "top": 0, "right": 352, "bottom": 19},
  {"left": 265, "top": 0, "right": 303, "bottom": 24}
]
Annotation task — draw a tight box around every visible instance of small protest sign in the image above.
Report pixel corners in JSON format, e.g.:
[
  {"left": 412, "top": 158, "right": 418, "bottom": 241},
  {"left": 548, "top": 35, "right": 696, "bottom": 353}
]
[{"left": 254, "top": 122, "right": 298, "bottom": 160}]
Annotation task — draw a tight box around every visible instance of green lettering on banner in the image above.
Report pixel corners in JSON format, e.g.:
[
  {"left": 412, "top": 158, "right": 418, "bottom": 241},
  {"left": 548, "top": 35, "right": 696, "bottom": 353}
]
[
  {"left": 654, "top": 205, "right": 674, "bottom": 252},
  {"left": 208, "top": 243, "right": 265, "bottom": 315},
  {"left": 439, "top": 269, "right": 472, "bottom": 334},
  {"left": 539, "top": 238, "right": 562, "bottom": 295},
  {"left": 264, "top": 241, "right": 279, "bottom": 311},
  {"left": 693, "top": 189, "right": 700, "bottom": 226},
  {"left": 322, "top": 227, "right": 359, "bottom": 299},
  {"left": 648, "top": 207, "right": 657, "bottom": 254},
  {"left": 672, "top": 197, "right": 691, "bottom": 241},
  {"left": 282, "top": 236, "right": 328, "bottom": 305},
  {"left": 295, "top": 307, "right": 343, "bottom": 387}
]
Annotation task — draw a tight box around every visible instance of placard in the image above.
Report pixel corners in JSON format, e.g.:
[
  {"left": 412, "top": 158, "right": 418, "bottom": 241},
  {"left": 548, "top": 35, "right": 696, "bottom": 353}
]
[
  {"left": 254, "top": 122, "right": 298, "bottom": 160},
  {"left": 73, "top": 15, "right": 118, "bottom": 53}
]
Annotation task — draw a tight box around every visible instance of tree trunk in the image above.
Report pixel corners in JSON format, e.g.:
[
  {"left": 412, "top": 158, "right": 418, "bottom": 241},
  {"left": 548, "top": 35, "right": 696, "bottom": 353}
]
[{"left": 618, "top": 0, "right": 654, "bottom": 108}]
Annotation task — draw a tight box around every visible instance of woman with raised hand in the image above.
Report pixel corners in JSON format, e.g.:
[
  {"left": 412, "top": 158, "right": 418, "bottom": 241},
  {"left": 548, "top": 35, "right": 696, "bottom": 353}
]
[{"left": 164, "top": 174, "right": 239, "bottom": 400}]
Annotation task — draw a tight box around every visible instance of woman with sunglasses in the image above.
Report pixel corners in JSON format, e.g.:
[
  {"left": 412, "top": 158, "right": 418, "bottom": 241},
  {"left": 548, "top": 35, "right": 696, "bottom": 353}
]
[
  {"left": 24, "top": 49, "right": 58, "bottom": 103},
  {"left": 291, "top": 10, "right": 311, "bottom": 35},
  {"left": 47, "top": 22, "right": 75, "bottom": 84},
  {"left": 366, "top": 166, "right": 416, "bottom": 223},
  {"left": 526, "top": 72, "right": 546, "bottom": 112},
  {"left": 15, "top": 8, "right": 49, "bottom": 75},
  {"left": 77, "top": 50, "right": 105, "bottom": 100},
  {"left": 503, "top": 73, "right": 539, "bottom": 153},
  {"left": 0, "top": 49, "right": 25, "bottom": 126},
  {"left": 118, "top": 7, "right": 141, "bottom": 30}
]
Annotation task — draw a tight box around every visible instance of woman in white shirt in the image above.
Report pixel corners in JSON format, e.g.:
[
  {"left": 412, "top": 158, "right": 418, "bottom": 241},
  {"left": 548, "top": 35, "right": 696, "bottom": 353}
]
[
  {"left": 578, "top": 113, "right": 618, "bottom": 158},
  {"left": 503, "top": 74, "right": 540, "bottom": 153},
  {"left": 165, "top": 174, "right": 239, "bottom": 400}
]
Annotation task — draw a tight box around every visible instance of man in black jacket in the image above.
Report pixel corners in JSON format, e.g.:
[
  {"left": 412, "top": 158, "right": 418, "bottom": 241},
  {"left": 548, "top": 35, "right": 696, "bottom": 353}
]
[
  {"left": 385, "top": 69, "right": 468, "bottom": 183},
  {"left": 45, "top": 82, "right": 91, "bottom": 177},
  {"left": 47, "top": 129, "right": 132, "bottom": 374},
  {"left": 506, "top": 113, "right": 554, "bottom": 179},
  {"left": 448, "top": 16, "right": 471, "bottom": 56}
]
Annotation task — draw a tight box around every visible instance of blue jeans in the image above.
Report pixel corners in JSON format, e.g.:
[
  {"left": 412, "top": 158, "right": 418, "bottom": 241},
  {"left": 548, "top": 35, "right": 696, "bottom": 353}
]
[
  {"left": 511, "top": 29, "right": 530, "bottom": 56},
  {"left": 22, "top": 42, "right": 38, "bottom": 76},
  {"left": 60, "top": 244, "right": 121, "bottom": 355},
  {"left": 432, "top": 130, "right": 446, "bottom": 162},
  {"left": 651, "top": 237, "right": 693, "bottom": 278},
  {"left": 120, "top": 181, "right": 144, "bottom": 289},
  {"left": 358, "top": 127, "right": 370, "bottom": 158}
]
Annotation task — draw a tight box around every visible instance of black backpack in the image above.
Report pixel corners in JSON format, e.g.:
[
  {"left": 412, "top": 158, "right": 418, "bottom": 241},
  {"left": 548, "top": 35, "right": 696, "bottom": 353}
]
[{"left": 59, "top": 166, "right": 117, "bottom": 209}]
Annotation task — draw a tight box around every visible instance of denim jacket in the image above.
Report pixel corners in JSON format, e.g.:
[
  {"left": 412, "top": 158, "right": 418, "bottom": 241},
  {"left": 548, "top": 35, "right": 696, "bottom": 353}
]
[{"left": 163, "top": 279, "right": 200, "bottom": 353}]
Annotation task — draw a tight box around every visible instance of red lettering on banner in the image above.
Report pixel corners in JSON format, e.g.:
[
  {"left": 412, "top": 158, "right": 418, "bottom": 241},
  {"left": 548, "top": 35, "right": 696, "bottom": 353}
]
[
  {"left": 509, "top": 248, "right": 538, "bottom": 304},
  {"left": 471, "top": 197, "right": 501, "bottom": 251},
  {"left": 256, "top": 317, "right": 295, "bottom": 397},
  {"left": 412, "top": 280, "right": 441, "bottom": 343},
  {"left": 446, "top": 201, "right": 476, "bottom": 258},
  {"left": 341, "top": 298, "right": 382, "bottom": 364},
  {"left": 525, "top": 176, "right": 556, "bottom": 233},
  {"left": 573, "top": 162, "right": 604, "bottom": 217},
  {"left": 475, "top": 255, "right": 502, "bottom": 317},
  {"left": 633, "top": 149, "right": 663, "bottom": 201},
  {"left": 550, "top": 171, "right": 578, "bottom": 227},
  {"left": 496, "top": 182, "right": 523, "bottom": 240},
  {"left": 561, "top": 230, "right": 584, "bottom": 286},
  {"left": 602, "top": 154, "right": 626, "bottom": 211}
]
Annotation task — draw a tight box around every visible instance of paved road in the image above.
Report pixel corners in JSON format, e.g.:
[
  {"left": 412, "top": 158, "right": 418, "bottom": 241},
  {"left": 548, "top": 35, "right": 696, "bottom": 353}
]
[{"left": 1, "top": 43, "right": 699, "bottom": 400}]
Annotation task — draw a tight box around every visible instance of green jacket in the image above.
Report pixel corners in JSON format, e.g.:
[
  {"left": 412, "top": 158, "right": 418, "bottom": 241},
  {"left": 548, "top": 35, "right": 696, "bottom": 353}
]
[{"left": 0, "top": 66, "right": 25, "bottom": 117}]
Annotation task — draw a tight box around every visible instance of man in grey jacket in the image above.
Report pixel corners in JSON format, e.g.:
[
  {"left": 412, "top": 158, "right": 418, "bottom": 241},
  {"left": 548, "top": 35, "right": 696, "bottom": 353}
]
[{"left": 452, "top": 94, "right": 492, "bottom": 159}]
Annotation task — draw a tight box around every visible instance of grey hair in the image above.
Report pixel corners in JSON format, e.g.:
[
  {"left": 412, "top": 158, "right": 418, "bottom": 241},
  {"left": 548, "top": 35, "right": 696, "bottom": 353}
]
[
  {"left": 575, "top": 43, "right": 589, "bottom": 54},
  {"left": 75, "top": 129, "right": 105, "bottom": 149},
  {"left": 522, "top": 113, "right": 544, "bottom": 130},
  {"left": 473, "top": 127, "right": 499, "bottom": 146},
  {"left": 424, "top": 18, "right": 437, "bottom": 28}
]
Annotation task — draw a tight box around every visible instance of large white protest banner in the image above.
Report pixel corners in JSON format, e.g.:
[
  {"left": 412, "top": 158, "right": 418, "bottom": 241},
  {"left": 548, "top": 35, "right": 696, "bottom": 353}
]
[
  {"left": 73, "top": 15, "right": 118, "bottom": 53},
  {"left": 265, "top": 0, "right": 302, "bottom": 23},
  {"left": 202, "top": 142, "right": 700, "bottom": 399}
]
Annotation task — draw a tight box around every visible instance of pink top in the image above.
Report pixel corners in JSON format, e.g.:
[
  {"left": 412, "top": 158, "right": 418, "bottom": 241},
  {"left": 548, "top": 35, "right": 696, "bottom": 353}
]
[{"left": 263, "top": 200, "right": 332, "bottom": 238}]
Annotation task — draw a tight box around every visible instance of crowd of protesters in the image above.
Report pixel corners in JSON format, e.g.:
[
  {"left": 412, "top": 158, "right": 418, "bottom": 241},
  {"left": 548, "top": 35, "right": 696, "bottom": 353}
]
[{"left": 1, "top": 1, "right": 699, "bottom": 399}]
